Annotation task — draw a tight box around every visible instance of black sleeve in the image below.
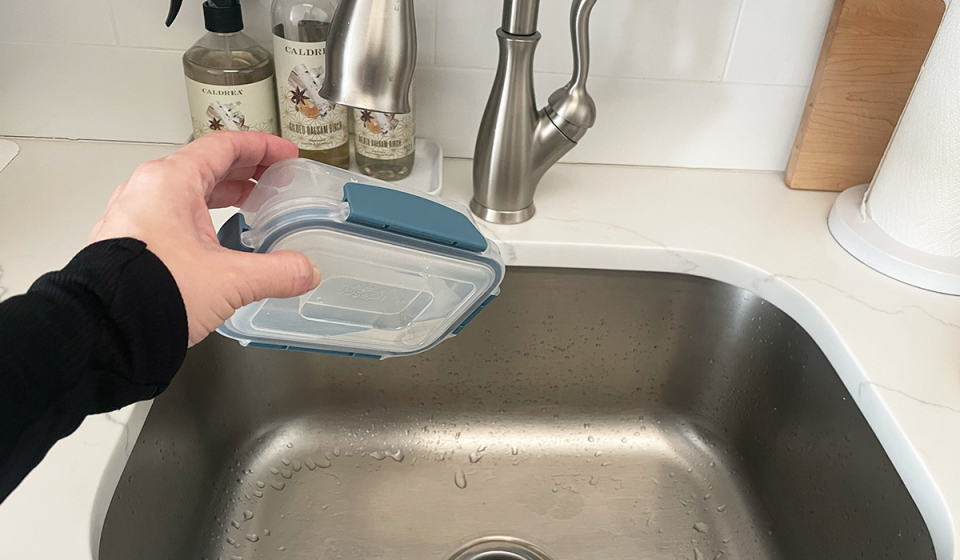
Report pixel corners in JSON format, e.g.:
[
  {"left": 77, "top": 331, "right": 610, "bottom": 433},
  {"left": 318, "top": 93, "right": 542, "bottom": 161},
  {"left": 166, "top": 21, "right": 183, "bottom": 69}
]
[{"left": 0, "top": 238, "right": 188, "bottom": 502}]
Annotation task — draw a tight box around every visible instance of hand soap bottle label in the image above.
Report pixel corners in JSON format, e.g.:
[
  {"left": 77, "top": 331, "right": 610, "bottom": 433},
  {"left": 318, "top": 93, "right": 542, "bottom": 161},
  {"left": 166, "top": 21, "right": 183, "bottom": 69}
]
[
  {"left": 354, "top": 92, "right": 415, "bottom": 160},
  {"left": 273, "top": 36, "right": 348, "bottom": 151},
  {"left": 185, "top": 77, "right": 278, "bottom": 139}
]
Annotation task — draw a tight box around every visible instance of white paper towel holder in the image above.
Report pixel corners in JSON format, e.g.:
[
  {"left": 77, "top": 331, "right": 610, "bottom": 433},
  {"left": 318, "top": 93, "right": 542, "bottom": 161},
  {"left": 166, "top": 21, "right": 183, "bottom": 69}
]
[{"left": 828, "top": 184, "right": 960, "bottom": 295}]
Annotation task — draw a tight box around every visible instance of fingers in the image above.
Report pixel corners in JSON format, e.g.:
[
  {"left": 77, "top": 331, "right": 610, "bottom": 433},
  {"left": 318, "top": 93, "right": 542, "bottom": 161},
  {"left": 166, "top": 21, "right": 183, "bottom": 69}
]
[
  {"left": 227, "top": 250, "right": 322, "bottom": 307},
  {"left": 206, "top": 179, "right": 258, "bottom": 209},
  {"left": 170, "top": 132, "right": 298, "bottom": 200}
]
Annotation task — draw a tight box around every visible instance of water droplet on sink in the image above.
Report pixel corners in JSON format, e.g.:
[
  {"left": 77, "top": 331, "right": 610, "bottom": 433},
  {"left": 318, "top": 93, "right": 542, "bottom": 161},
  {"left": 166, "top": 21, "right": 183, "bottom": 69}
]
[
  {"left": 595, "top": 451, "right": 603, "bottom": 457},
  {"left": 722, "top": 537, "right": 731, "bottom": 543},
  {"left": 242, "top": 510, "right": 254, "bottom": 520},
  {"left": 693, "top": 522, "right": 709, "bottom": 533},
  {"left": 454, "top": 468, "right": 468, "bottom": 489},
  {"left": 388, "top": 450, "right": 404, "bottom": 462},
  {"left": 694, "top": 547, "right": 706, "bottom": 560},
  {"left": 371, "top": 451, "right": 387, "bottom": 460},
  {"left": 476, "top": 445, "right": 486, "bottom": 452},
  {"left": 226, "top": 537, "right": 237, "bottom": 545},
  {"left": 552, "top": 487, "right": 559, "bottom": 493},
  {"left": 269, "top": 467, "right": 280, "bottom": 475},
  {"left": 589, "top": 476, "right": 599, "bottom": 486},
  {"left": 601, "top": 462, "right": 612, "bottom": 467},
  {"left": 468, "top": 452, "right": 483, "bottom": 463},
  {"left": 256, "top": 481, "right": 265, "bottom": 488},
  {"left": 264, "top": 528, "right": 271, "bottom": 536},
  {"left": 588, "top": 436, "right": 595, "bottom": 442},
  {"left": 279, "top": 546, "right": 286, "bottom": 551},
  {"left": 703, "top": 494, "right": 711, "bottom": 500},
  {"left": 230, "top": 556, "right": 242, "bottom": 560},
  {"left": 511, "top": 446, "right": 519, "bottom": 455},
  {"left": 231, "top": 520, "right": 241, "bottom": 529},
  {"left": 286, "top": 443, "right": 294, "bottom": 448},
  {"left": 292, "top": 459, "right": 302, "bottom": 472},
  {"left": 621, "top": 437, "right": 628, "bottom": 443},
  {"left": 304, "top": 458, "right": 317, "bottom": 470},
  {"left": 280, "top": 458, "right": 290, "bottom": 466},
  {"left": 280, "top": 469, "right": 292, "bottom": 479},
  {"left": 717, "top": 504, "right": 726, "bottom": 512},
  {"left": 245, "top": 533, "right": 259, "bottom": 543},
  {"left": 271, "top": 481, "right": 286, "bottom": 491},
  {"left": 253, "top": 491, "right": 263, "bottom": 498},
  {"left": 333, "top": 447, "right": 341, "bottom": 457},
  {"left": 316, "top": 457, "right": 332, "bottom": 468}
]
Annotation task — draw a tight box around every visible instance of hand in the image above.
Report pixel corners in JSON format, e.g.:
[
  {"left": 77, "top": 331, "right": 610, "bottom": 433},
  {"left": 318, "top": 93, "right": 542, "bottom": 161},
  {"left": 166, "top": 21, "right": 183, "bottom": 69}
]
[{"left": 88, "top": 131, "right": 321, "bottom": 347}]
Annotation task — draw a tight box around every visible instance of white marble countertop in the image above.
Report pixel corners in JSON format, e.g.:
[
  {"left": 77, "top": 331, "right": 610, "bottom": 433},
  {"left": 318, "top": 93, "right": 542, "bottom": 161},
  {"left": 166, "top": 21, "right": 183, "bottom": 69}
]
[{"left": 1, "top": 138, "right": 958, "bottom": 559}]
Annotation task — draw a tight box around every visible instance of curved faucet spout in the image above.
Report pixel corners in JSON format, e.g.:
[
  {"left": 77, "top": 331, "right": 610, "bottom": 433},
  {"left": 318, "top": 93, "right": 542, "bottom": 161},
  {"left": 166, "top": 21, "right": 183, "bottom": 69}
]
[{"left": 547, "top": 0, "right": 598, "bottom": 141}]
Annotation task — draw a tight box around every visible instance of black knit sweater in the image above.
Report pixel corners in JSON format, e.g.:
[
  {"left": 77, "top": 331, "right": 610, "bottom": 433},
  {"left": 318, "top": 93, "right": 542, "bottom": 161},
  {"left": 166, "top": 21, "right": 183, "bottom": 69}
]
[{"left": 0, "top": 238, "right": 187, "bottom": 502}]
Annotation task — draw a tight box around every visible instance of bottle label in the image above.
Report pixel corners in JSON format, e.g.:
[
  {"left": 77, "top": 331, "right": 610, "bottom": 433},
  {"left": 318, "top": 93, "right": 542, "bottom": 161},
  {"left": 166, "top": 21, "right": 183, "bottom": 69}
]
[
  {"left": 185, "top": 76, "right": 278, "bottom": 139},
  {"left": 273, "top": 35, "right": 349, "bottom": 151},
  {"left": 353, "top": 92, "right": 415, "bottom": 160}
]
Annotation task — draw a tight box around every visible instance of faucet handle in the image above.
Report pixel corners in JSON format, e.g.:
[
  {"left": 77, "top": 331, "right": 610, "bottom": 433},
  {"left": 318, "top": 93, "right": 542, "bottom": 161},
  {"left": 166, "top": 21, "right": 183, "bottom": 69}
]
[{"left": 546, "top": 0, "right": 598, "bottom": 142}]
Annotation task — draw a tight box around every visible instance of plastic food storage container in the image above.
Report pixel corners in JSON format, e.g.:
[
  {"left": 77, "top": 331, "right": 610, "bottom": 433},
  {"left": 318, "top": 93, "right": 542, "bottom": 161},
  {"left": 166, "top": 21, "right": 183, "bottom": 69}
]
[{"left": 215, "top": 158, "right": 505, "bottom": 359}]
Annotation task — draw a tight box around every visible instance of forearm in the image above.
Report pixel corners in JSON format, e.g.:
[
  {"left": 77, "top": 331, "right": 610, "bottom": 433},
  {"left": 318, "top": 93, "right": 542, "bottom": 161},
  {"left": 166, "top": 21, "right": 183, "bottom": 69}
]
[{"left": 0, "top": 239, "right": 187, "bottom": 502}]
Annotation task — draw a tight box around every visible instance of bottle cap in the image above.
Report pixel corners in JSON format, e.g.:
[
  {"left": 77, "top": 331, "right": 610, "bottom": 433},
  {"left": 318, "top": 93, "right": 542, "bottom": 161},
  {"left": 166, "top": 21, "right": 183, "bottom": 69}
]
[
  {"left": 165, "top": 0, "right": 244, "bottom": 33},
  {"left": 202, "top": 0, "right": 243, "bottom": 33}
]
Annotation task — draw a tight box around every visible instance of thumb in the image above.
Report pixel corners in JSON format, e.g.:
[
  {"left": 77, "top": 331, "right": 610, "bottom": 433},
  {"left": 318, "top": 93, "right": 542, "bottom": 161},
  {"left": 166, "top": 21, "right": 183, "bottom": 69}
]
[{"left": 228, "top": 250, "right": 322, "bottom": 306}]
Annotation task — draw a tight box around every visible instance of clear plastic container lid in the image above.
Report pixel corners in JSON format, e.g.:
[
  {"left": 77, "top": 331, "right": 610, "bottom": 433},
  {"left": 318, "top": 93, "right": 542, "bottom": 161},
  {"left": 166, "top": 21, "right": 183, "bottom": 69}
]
[{"left": 215, "top": 159, "right": 504, "bottom": 359}]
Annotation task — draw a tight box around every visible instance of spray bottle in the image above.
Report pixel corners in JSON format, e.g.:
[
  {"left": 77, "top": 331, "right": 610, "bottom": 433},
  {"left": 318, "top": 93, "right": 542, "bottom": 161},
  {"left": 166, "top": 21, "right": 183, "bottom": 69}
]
[{"left": 166, "top": 0, "right": 279, "bottom": 139}]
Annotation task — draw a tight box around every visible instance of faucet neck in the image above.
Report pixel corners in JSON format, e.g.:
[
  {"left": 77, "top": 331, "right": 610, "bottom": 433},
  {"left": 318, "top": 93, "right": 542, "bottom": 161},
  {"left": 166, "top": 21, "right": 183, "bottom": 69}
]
[{"left": 502, "top": 0, "right": 540, "bottom": 35}]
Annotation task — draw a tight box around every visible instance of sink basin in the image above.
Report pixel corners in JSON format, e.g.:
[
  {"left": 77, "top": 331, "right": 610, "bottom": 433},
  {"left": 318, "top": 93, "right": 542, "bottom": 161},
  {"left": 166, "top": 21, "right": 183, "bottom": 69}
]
[{"left": 100, "top": 268, "right": 934, "bottom": 560}]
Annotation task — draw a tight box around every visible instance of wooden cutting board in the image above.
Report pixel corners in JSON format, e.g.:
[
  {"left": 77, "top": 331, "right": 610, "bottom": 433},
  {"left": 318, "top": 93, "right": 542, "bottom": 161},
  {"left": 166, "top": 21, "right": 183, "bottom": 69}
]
[{"left": 785, "top": 0, "right": 944, "bottom": 191}]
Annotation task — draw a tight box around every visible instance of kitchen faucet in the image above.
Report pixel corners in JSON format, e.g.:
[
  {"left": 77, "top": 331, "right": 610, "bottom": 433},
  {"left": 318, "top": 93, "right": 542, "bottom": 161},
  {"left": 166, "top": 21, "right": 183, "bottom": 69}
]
[{"left": 320, "top": 0, "right": 598, "bottom": 225}]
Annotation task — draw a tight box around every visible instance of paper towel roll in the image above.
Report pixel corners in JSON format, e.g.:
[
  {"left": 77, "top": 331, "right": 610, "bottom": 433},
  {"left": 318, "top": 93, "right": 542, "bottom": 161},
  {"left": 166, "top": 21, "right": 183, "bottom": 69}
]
[{"left": 865, "top": 0, "right": 960, "bottom": 258}]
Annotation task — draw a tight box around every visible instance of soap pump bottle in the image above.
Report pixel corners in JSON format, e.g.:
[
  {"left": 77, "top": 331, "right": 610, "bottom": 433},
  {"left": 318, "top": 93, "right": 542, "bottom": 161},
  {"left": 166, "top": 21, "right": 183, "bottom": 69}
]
[
  {"left": 271, "top": 0, "right": 350, "bottom": 169},
  {"left": 166, "top": 0, "right": 279, "bottom": 139}
]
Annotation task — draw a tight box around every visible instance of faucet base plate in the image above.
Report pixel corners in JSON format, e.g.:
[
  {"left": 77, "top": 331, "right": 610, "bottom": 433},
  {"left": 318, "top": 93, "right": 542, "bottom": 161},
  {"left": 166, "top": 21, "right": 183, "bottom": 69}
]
[{"left": 470, "top": 199, "right": 536, "bottom": 224}]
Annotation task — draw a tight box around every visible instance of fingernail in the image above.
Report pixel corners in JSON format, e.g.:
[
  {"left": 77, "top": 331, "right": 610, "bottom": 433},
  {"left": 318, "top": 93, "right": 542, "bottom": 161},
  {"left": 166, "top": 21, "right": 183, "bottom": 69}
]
[{"left": 312, "top": 266, "right": 322, "bottom": 285}]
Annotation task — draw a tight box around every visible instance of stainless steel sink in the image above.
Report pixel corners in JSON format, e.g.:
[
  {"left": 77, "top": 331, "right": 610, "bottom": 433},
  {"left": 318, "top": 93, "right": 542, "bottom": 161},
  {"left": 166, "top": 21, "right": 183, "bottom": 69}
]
[{"left": 100, "top": 269, "right": 934, "bottom": 560}]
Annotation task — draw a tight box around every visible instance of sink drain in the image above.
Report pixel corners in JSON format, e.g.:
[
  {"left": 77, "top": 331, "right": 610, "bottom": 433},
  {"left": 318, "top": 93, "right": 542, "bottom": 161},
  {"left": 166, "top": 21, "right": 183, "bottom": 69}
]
[{"left": 448, "top": 537, "right": 554, "bottom": 560}]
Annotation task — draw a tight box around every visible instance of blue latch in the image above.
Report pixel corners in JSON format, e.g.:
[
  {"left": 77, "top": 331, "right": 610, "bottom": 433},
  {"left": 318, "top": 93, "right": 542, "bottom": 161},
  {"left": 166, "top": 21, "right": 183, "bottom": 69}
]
[
  {"left": 218, "top": 213, "right": 254, "bottom": 253},
  {"left": 344, "top": 183, "right": 488, "bottom": 252},
  {"left": 453, "top": 294, "right": 497, "bottom": 335}
]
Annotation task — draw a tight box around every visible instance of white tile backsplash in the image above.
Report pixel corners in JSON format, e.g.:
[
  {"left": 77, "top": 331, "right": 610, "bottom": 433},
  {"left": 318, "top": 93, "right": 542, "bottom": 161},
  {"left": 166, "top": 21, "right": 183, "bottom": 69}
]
[
  {"left": 417, "top": 67, "right": 807, "bottom": 170},
  {"left": 0, "top": 0, "right": 832, "bottom": 171},
  {"left": 437, "top": 0, "right": 742, "bottom": 81},
  {"left": 112, "top": 0, "right": 274, "bottom": 50},
  {"left": 724, "top": 0, "right": 834, "bottom": 86},
  {"left": 0, "top": 0, "right": 117, "bottom": 45},
  {"left": 0, "top": 43, "right": 188, "bottom": 143}
]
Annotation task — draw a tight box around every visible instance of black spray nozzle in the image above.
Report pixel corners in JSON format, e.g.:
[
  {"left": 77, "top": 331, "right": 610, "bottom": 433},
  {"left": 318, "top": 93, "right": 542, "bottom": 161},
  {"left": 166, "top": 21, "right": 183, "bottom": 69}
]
[
  {"left": 164, "top": 0, "right": 243, "bottom": 32},
  {"left": 165, "top": 0, "right": 182, "bottom": 26}
]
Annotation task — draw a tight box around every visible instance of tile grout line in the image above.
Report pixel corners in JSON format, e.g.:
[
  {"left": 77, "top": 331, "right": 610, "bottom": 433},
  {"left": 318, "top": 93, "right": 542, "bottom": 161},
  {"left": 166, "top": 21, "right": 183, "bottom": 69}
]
[
  {"left": 429, "top": 0, "right": 439, "bottom": 66},
  {"left": 417, "top": 64, "right": 807, "bottom": 88},
  {"left": 720, "top": 0, "right": 748, "bottom": 82},
  {"left": 0, "top": 39, "right": 185, "bottom": 53},
  {"left": 106, "top": 0, "right": 122, "bottom": 46},
  {"left": 0, "top": 135, "right": 181, "bottom": 147}
]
